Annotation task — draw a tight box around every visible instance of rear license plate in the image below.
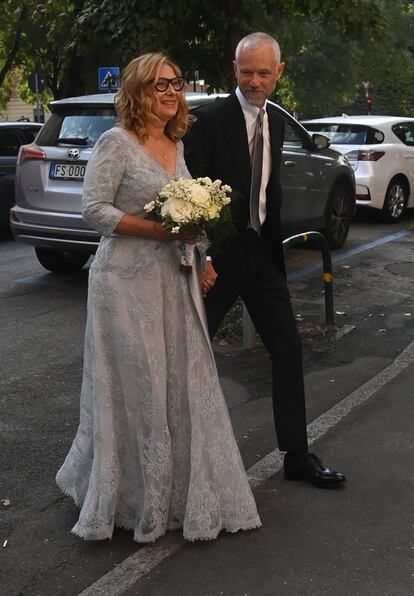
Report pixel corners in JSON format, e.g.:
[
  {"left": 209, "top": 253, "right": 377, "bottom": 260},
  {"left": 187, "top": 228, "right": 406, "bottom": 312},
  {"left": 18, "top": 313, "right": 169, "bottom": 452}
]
[{"left": 49, "top": 162, "right": 86, "bottom": 180}]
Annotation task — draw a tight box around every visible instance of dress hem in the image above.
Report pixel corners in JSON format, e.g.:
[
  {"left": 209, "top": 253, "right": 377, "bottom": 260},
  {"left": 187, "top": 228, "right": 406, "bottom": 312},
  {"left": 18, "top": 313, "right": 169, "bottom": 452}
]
[
  {"left": 70, "top": 518, "right": 263, "bottom": 544},
  {"left": 58, "top": 480, "right": 262, "bottom": 544}
]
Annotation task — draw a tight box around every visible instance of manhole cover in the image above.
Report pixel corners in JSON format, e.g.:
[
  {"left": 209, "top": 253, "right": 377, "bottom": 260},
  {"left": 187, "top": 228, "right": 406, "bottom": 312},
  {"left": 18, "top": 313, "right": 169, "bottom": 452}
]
[{"left": 385, "top": 262, "right": 414, "bottom": 276}]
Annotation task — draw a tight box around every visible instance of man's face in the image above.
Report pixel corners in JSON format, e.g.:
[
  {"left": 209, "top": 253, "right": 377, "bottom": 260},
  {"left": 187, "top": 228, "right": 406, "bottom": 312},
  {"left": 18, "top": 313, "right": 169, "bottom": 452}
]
[{"left": 233, "top": 43, "right": 285, "bottom": 108}]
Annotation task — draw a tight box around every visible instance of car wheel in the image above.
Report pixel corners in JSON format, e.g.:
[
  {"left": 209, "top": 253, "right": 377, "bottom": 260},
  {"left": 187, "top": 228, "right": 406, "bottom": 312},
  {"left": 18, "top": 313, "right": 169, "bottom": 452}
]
[
  {"left": 35, "top": 247, "right": 90, "bottom": 273},
  {"left": 322, "top": 184, "right": 353, "bottom": 249},
  {"left": 380, "top": 178, "right": 407, "bottom": 223}
]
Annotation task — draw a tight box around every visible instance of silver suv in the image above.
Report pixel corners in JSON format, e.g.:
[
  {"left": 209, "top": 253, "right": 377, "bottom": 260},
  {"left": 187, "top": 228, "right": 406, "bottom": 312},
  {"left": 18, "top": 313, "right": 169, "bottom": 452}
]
[{"left": 11, "top": 93, "right": 355, "bottom": 273}]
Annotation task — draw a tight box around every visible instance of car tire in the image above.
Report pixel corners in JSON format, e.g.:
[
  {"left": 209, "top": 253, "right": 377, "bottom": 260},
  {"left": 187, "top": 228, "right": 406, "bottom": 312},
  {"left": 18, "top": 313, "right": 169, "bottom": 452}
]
[
  {"left": 380, "top": 178, "right": 407, "bottom": 223},
  {"left": 321, "top": 183, "right": 354, "bottom": 249},
  {"left": 35, "top": 247, "right": 90, "bottom": 273}
]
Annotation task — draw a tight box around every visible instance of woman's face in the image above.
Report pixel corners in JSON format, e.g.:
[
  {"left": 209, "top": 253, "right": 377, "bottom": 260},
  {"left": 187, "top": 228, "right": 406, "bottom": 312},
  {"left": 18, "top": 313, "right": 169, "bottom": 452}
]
[{"left": 151, "top": 64, "right": 182, "bottom": 124}]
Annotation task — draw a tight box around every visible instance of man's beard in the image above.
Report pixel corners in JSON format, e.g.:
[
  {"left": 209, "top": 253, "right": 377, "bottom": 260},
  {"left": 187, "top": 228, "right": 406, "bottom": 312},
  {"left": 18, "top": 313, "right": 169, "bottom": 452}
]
[{"left": 244, "top": 90, "right": 266, "bottom": 108}]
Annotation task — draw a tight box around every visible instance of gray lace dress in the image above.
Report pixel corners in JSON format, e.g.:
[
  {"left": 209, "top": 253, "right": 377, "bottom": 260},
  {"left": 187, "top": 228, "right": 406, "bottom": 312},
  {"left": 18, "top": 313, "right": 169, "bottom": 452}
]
[{"left": 56, "top": 126, "right": 261, "bottom": 543}]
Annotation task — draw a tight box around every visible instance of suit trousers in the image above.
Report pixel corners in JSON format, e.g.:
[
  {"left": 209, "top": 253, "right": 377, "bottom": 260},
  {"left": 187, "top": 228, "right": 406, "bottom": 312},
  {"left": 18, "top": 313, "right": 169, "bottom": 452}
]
[{"left": 205, "top": 229, "right": 309, "bottom": 452}]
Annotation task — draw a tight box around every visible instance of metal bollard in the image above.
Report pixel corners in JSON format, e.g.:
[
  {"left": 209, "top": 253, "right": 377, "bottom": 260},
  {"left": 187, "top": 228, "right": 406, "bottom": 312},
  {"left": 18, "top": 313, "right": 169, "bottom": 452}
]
[{"left": 282, "top": 231, "right": 335, "bottom": 325}]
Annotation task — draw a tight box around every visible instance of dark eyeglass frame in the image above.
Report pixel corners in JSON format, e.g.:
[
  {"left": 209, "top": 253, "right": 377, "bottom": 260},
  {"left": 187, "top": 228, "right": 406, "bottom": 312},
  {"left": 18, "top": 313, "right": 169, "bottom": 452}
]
[{"left": 153, "top": 77, "right": 185, "bottom": 92}]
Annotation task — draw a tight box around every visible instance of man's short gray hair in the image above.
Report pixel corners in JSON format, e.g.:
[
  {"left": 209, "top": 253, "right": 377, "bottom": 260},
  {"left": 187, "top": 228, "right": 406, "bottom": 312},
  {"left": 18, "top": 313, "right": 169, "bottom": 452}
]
[{"left": 235, "top": 32, "right": 281, "bottom": 63}]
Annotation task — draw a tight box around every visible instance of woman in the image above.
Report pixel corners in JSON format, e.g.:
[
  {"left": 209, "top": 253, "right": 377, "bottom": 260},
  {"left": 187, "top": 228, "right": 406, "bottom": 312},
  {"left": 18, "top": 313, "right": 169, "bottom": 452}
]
[{"left": 56, "top": 53, "right": 261, "bottom": 543}]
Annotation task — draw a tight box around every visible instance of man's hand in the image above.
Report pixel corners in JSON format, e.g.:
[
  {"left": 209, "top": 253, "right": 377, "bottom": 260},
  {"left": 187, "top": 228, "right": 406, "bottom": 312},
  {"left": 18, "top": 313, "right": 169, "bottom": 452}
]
[{"left": 198, "top": 261, "right": 218, "bottom": 296}]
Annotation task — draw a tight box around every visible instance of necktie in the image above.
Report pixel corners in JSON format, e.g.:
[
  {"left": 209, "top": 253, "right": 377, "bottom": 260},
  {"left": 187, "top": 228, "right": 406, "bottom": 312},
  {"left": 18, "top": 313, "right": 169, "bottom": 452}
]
[{"left": 249, "top": 108, "right": 264, "bottom": 235}]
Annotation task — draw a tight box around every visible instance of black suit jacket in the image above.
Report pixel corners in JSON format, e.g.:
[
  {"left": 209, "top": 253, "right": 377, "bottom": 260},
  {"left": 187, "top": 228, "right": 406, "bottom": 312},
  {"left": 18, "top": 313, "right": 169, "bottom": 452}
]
[{"left": 184, "top": 92, "right": 285, "bottom": 273}]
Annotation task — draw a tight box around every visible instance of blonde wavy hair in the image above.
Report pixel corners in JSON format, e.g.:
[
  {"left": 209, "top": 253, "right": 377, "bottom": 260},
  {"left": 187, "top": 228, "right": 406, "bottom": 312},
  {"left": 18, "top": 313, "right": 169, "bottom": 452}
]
[{"left": 116, "top": 53, "right": 189, "bottom": 142}]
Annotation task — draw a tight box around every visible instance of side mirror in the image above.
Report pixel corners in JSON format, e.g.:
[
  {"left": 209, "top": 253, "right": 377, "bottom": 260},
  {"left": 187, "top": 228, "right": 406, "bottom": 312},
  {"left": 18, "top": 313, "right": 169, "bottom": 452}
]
[{"left": 312, "top": 133, "right": 330, "bottom": 151}]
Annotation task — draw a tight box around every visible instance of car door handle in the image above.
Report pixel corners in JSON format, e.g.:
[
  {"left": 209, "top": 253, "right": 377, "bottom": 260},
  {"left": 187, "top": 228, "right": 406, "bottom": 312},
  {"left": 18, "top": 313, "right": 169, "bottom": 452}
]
[
  {"left": 284, "top": 160, "right": 297, "bottom": 167},
  {"left": 0, "top": 171, "right": 6, "bottom": 177}
]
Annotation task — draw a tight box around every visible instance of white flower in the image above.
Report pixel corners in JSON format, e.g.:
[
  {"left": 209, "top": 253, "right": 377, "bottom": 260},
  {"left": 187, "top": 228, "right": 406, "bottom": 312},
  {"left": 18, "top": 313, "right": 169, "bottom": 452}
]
[
  {"left": 144, "top": 200, "right": 156, "bottom": 212},
  {"left": 151, "top": 175, "right": 232, "bottom": 244},
  {"left": 189, "top": 183, "right": 210, "bottom": 207},
  {"left": 204, "top": 202, "right": 221, "bottom": 219},
  {"left": 161, "top": 197, "right": 194, "bottom": 223}
]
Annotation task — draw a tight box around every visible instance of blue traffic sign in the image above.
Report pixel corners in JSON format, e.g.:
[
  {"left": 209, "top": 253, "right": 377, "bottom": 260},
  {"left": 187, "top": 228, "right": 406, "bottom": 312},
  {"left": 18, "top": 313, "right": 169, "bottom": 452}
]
[{"left": 98, "top": 67, "right": 120, "bottom": 91}]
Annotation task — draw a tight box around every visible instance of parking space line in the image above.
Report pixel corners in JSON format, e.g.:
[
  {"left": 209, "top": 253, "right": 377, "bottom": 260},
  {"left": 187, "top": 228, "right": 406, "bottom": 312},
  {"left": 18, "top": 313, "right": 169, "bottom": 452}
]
[
  {"left": 16, "top": 273, "right": 88, "bottom": 286},
  {"left": 16, "top": 274, "right": 57, "bottom": 285},
  {"left": 78, "top": 534, "right": 184, "bottom": 596},
  {"left": 77, "top": 337, "right": 414, "bottom": 596},
  {"left": 287, "top": 229, "right": 409, "bottom": 281}
]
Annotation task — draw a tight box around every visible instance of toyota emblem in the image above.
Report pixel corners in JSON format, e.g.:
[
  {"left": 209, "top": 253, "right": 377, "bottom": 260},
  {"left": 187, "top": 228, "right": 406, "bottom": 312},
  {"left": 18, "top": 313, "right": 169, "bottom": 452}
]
[{"left": 68, "top": 148, "right": 80, "bottom": 160}]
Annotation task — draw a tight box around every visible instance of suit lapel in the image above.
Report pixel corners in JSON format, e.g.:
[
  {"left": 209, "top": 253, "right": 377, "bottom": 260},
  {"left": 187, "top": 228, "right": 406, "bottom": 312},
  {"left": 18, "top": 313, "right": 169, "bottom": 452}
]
[{"left": 220, "top": 93, "right": 251, "bottom": 198}]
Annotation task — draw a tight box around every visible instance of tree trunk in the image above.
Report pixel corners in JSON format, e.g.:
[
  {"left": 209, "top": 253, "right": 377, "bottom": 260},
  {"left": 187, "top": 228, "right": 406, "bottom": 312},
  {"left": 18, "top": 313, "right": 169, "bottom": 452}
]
[{"left": 0, "top": 7, "right": 27, "bottom": 88}]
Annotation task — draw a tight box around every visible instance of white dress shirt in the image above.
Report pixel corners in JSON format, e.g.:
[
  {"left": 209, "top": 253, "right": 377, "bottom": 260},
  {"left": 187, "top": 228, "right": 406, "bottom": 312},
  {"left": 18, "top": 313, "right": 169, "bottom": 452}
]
[{"left": 236, "top": 86, "right": 271, "bottom": 225}]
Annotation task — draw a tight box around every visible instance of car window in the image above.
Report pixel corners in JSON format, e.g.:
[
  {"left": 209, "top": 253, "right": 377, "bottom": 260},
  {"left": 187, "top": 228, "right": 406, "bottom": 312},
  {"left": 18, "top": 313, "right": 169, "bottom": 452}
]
[
  {"left": 36, "top": 107, "right": 117, "bottom": 148},
  {"left": 392, "top": 123, "right": 414, "bottom": 146},
  {"left": 304, "top": 123, "right": 384, "bottom": 145},
  {"left": 20, "top": 128, "right": 41, "bottom": 144},
  {"left": 283, "top": 120, "right": 308, "bottom": 149},
  {"left": 0, "top": 130, "right": 21, "bottom": 156}
]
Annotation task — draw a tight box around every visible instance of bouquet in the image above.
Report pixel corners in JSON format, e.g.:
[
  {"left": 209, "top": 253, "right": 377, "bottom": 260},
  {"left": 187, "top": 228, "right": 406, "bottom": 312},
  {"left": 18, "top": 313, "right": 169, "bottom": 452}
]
[{"left": 144, "top": 176, "right": 232, "bottom": 271}]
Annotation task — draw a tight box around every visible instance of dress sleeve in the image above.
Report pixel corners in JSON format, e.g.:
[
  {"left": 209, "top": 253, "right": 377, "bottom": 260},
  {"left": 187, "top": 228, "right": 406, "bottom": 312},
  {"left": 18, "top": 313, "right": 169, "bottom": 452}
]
[{"left": 82, "top": 129, "right": 126, "bottom": 236}]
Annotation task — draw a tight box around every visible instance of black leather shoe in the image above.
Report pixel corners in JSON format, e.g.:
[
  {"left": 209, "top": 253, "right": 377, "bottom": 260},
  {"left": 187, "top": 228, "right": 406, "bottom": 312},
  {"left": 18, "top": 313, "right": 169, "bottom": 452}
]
[{"left": 284, "top": 452, "right": 346, "bottom": 488}]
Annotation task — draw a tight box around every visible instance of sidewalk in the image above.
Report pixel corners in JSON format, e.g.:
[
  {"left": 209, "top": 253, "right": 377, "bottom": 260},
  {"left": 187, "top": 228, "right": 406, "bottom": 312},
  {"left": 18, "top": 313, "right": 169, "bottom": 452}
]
[{"left": 120, "top": 348, "right": 414, "bottom": 596}]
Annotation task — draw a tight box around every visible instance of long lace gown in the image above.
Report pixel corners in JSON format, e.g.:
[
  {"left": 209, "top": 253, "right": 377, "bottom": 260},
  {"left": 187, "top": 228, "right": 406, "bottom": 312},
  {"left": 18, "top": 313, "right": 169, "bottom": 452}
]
[{"left": 56, "top": 127, "right": 261, "bottom": 543}]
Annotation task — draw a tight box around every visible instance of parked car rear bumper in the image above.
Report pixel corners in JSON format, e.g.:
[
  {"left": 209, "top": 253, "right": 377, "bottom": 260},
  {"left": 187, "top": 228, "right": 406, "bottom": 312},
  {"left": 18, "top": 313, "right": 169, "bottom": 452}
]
[
  {"left": 354, "top": 167, "right": 388, "bottom": 209},
  {"left": 10, "top": 206, "right": 99, "bottom": 252}
]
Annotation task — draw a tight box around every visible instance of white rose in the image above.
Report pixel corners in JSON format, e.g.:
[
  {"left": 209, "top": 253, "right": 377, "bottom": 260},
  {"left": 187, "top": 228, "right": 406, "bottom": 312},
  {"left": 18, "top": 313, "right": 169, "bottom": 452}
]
[
  {"left": 190, "top": 183, "right": 210, "bottom": 207},
  {"left": 209, "top": 204, "right": 221, "bottom": 219},
  {"left": 161, "top": 198, "right": 194, "bottom": 223}
]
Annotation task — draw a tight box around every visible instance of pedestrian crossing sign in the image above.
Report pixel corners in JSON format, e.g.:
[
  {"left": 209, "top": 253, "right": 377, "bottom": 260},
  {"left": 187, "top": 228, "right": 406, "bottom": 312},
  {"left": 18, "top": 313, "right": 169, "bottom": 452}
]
[{"left": 98, "top": 67, "right": 120, "bottom": 91}]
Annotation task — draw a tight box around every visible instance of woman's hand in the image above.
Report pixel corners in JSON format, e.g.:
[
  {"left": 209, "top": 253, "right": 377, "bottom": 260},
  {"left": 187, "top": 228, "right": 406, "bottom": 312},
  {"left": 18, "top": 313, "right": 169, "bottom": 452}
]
[
  {"left": 179, "top": 229, "right": 199, "bottom": 244},
  {"left": 198, "top": 261, "right": 217, "bottom": 297},
  {"left": 115, "top": 215, "right": 174, "bottom": 241}
]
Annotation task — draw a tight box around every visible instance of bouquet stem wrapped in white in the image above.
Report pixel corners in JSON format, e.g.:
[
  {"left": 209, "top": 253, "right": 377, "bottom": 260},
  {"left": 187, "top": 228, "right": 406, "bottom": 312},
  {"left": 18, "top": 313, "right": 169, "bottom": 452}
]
[{"left": 144, "top": 177, "right": 232, "bottom": 271}]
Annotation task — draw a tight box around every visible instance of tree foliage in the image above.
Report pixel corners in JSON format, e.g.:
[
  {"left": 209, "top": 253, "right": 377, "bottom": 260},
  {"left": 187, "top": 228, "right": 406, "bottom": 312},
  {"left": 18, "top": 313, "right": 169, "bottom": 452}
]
[
  {"left": 78, "top": 0, "right": 386, "bottom": 94},
  {"left": 1, "top": 0, "right": 414, "bottom": 117},
  {"left": 284, "top": 0, "right": 414, "bottom": 117},
  {"left": 0, "top": 1, "right": 29, "bottom": 89}
]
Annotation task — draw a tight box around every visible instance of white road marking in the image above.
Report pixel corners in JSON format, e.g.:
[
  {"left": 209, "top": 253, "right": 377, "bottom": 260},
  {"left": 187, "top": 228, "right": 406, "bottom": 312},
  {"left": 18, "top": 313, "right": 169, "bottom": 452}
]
[
  {"left": 78, "top": 534, "right": 184, "bottom": 596},
  {"left": 248, "top": 338, "right": 414, "bottom": 487},
  {"left": 77, "top": 338, "right": 414, "bottom": 596}
]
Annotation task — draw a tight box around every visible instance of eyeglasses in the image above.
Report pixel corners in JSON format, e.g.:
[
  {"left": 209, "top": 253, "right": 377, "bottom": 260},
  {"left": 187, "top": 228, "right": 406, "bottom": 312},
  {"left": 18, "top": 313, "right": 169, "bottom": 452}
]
[{"left": 153, "top": 77, "right": 185, "bottom": 92}]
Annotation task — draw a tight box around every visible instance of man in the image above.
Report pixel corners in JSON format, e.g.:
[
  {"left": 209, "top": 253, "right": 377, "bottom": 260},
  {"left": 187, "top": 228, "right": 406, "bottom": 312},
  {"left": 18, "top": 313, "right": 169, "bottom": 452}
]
[{"left": 184, "top": 32, "right": 346, "bottom": 487}]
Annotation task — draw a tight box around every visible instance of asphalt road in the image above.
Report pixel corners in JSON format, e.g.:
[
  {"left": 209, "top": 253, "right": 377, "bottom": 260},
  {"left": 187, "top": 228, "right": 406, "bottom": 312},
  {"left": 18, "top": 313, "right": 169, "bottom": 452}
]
[{"left": 1, "top": 209, "right": 414, "bottom": 595}]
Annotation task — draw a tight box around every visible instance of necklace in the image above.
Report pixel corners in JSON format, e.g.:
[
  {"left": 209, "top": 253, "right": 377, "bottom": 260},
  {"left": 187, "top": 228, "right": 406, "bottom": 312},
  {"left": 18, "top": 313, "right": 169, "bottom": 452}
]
[{"left": 147, "top": 132, "right": 169, "bottom": 161}]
